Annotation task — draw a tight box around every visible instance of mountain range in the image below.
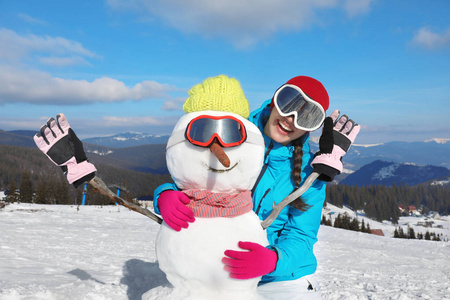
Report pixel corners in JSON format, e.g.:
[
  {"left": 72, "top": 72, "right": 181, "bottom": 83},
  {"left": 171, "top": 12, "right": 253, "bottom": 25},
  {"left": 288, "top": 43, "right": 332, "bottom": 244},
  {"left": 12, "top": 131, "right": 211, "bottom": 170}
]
[
  {"left": 341, "top": 160, "right": 450, "bottom": 187},
  {"left": 345, "top": 139, "right": 450, "bottom": 170},
  {"left": 1, "top": 129, "right": 449, "bottom": 187},
  {"left": 0, "top": 130, "right": 37, "bottom": 148},
  {"left": 83, "top": 132, "right": 170, "bottom": 148},
  {"left": 82, "top": 133, "right": 450, "bottom": 172}
]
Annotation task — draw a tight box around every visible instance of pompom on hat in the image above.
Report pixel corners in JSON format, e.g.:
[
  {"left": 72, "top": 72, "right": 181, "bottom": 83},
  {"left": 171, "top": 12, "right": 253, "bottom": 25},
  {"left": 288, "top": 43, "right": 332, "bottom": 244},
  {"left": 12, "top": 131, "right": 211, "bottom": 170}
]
[{"left": 183, "top": 75, "right": 250, "bottom": 118}]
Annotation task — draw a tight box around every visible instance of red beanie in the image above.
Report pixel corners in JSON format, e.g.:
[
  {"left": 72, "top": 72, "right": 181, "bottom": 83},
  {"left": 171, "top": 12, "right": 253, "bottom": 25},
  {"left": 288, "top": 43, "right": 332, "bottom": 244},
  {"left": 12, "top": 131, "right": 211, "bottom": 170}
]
[
  {"left": 271, "top": 76, "right": 330, "bottom": 112},
  {"left": 286, "top": 76, "right": 329, "bottom": 111}
]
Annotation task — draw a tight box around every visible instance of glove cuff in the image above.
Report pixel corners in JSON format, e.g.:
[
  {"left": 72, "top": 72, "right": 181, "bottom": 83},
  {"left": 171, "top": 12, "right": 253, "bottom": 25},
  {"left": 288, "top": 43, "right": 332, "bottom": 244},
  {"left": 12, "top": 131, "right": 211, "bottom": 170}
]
[
  {"left": 312, "top": 164, "right": 340, "bottom": 182},
  {"left": 72, "top": 172, "right": 96, "bottom": 188},
  {"left": 67, "top": 160, "right": 97, "bottom": 185},
  {"left": 311, "top": 152, "right": 343, "bottom": 172}
]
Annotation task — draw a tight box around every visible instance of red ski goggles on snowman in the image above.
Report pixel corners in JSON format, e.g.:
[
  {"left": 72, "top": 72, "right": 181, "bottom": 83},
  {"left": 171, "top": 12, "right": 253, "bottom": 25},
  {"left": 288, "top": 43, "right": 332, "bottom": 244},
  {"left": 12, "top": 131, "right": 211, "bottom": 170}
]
[
  {"left": 273, "top": 84, "right": 326, "bottom": 131},
  {"left": 166, "top": 115, "right": 261, "bottom": 149}
]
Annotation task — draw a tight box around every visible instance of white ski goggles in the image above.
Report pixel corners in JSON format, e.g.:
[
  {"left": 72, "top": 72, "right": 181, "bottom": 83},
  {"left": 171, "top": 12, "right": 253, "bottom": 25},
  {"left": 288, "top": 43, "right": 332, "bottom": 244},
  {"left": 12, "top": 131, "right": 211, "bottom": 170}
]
[{"left": 273, "top": 84, "right": 326, "bottom": 131}]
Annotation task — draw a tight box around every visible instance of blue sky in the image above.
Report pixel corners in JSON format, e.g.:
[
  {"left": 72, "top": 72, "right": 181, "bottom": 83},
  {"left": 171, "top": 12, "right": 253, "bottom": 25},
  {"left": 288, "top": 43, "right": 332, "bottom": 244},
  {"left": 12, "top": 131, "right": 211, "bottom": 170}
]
[{"left": 0, "top": 0, "right": 449, "bottom": 144}]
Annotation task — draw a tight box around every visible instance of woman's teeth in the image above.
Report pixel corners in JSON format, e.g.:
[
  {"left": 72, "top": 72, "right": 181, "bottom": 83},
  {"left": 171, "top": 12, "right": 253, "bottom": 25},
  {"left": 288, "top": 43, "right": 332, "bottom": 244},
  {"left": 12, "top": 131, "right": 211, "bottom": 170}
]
[{"left": 278, "top": 121, "right": 292, "bottom": 132}]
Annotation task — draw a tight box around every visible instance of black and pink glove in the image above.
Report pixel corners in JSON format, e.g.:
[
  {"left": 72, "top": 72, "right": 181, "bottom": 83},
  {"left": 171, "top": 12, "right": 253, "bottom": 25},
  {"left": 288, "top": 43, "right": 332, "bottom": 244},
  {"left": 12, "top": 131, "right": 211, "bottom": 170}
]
[
  {"left": 34, "top": 113, "right": 96, "bottom": 188},
  {"left": 159, "top": 190, "right": 195, "bottom": 231},
  {"left": 222, "top": 241, "right": 278, "bottom": 280},
  {"left": 311, "top": 110, "right": 360, "bottom": 182}
]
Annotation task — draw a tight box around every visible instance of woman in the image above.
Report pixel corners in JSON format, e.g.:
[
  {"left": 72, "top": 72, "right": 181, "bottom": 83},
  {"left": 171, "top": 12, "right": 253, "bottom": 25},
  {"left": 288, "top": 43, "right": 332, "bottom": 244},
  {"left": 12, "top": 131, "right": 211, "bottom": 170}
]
[{"left": 155, "top": 75, "right": 360, "bottom": 299}]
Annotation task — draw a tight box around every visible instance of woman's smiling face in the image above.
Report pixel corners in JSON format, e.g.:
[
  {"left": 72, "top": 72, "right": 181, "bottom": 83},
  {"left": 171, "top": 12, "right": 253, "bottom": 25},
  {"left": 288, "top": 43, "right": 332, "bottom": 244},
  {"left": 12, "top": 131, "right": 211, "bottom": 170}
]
[{"left": 263, "top": 107, "right": 307, "bottom": 146}]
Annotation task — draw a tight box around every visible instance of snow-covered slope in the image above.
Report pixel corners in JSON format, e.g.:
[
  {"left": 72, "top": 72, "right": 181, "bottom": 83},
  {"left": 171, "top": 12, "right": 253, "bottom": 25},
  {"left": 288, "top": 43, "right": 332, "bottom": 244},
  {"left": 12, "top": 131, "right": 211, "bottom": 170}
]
[
  {"left": 83, "top": 132, "right": 170, "bottom": 148},
  {"left": 425, "top": 138, "right": 450, "bottom": 144},
  {"left": 0, "top": 203, "right": 448, "bottom": 300},
  {"left": 323, "top": 203, "right": 449, "bottom": 240}
]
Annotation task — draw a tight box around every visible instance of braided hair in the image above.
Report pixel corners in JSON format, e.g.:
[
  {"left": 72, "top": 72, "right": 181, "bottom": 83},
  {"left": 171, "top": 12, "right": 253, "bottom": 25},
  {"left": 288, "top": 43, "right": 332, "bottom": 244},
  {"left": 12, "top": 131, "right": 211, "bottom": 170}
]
[
  {"left": 272, "top": 76, "right": 329, "bottom": 212},
  {"left": 289, "top": 136, "right": 311, "bottom": 211}
]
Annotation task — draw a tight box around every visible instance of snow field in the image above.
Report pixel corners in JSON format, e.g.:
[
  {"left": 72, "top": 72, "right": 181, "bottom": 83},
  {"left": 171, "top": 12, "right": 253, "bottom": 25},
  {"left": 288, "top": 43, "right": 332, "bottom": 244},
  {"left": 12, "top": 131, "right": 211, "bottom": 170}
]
[
  {"left": 316, "top": 228, "right": 449, "bottom": 299},
  {"left": 0, "top": 203, "right": 449, "bottom": 300},
  {"left": 1, "top": 204, "right": 166, "bottom": 300}
]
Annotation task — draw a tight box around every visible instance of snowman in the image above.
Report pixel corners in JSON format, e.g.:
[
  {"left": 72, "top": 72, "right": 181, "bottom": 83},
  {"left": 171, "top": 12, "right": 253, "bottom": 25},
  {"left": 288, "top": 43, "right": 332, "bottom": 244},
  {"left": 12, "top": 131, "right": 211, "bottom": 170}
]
[{"left": 153, "top": 75, "right": 268, "bottom": 300}]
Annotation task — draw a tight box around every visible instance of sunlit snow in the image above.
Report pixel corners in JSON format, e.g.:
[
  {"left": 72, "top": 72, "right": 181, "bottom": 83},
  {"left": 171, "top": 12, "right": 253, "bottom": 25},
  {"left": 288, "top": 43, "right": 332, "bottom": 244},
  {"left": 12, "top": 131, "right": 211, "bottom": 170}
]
[{"left": 0, "top": 203, "right": 448, "bottom": 300}]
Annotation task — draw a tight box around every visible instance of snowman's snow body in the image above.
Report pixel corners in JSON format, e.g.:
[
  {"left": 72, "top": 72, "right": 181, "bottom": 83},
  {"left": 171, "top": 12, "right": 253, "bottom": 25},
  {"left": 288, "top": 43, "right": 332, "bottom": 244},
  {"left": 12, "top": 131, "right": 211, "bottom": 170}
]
[{"left": 156, "top": 110, "right": 269, "bottom": 299}]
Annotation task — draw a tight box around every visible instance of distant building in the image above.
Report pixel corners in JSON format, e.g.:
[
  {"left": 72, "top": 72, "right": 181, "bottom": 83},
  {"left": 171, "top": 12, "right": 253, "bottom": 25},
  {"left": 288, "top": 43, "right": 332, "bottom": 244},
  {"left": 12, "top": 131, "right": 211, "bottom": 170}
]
[
  {"left": 370, "top": 229, "right": 385, "bottom": 236},
  {"left": 427, "top": 211, "right": 441, "bottom": 220},
  {"left": 0, "top": 190, "right": 6, "bottom": 209},
  {"left": 417, "top": 221, "right": 434, "bottom": 228},
  {"left": 135, "top": 195, "right": 154, "bottom": 208}
]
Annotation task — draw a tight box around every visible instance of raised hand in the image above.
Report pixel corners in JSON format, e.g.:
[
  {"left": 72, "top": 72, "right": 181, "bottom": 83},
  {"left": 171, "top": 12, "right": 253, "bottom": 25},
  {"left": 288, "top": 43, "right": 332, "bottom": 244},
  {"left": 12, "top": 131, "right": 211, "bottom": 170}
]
[
  {"left": 34, "top": 113, "right": 96, "bottom": 188},
  {"left": 311, "top": 110, "right": 361, "bottom": 182}
]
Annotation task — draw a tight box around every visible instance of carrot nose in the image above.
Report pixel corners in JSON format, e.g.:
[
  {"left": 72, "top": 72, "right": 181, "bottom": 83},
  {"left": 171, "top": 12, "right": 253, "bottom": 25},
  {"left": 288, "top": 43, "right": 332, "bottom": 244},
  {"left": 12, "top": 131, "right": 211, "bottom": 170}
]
[{"left": 209, "top": 140, "right": 230, "bottom": 168}]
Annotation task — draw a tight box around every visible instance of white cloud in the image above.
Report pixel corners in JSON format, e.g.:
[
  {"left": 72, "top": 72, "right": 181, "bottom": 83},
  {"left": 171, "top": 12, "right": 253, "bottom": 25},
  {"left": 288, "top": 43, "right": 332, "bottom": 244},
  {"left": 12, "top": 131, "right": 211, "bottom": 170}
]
[
  {"left": 81, "top": 115, "right": 180, "bottom": 136},
  {"left": 342, "top": 0, "right": 375, "bottom": 18},
  {"left": 17, "top": 13, "right": 48, "bottom": 26},
  {"left": 0, "top": 118, "right": 43, "bottom": 131},
  {"left": 161, "top": 97, "right": 186, "bottom": 111},
  {"left": 102, "top": 116, "right": 163, "bottom": 126},
  {"left": 91, "top": 115, "right": 180, "bottom": 135},
  {"left": 0, "top": 28, "right": 97, "bottom": 63},
  {"left": 38, "top": 56, "right": 92, "bottom": 67},
  {"left": 0, "top": 114, "right": 179, "bottom": 136},
  {"left": 412, "top": 27, "right": 450, "bottom": 50},
  {"left": 106, "top": 0, "right": 375, "bottom": 48},
  {"left": 0, "top": 66, "right": 176, "bottom": 104}
]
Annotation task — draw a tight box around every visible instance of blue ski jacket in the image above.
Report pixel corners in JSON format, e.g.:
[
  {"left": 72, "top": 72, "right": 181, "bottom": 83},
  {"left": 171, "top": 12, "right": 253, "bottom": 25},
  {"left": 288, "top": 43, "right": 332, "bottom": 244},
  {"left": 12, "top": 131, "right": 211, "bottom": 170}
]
[
  {"left": 153, "top": 99, "right": 326, "bottom": 284},
  {"left": 248, "top": 99, "right": 326, "bottom": 283}
]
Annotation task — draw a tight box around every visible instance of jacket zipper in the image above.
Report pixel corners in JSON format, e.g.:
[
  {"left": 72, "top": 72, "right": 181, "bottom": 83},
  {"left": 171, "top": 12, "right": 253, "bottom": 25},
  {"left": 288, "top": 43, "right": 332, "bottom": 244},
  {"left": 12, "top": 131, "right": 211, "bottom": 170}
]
[
  {"left": 252, "top": 141, "right": 274, "bottom": 215},
  {"left": 255, "top": 188, "right": 271, "bottom": 215}
]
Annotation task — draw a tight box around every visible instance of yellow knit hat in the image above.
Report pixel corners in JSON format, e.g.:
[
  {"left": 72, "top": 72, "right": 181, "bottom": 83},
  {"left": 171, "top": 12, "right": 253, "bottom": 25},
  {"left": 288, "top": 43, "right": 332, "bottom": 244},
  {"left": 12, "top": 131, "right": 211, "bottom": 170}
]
[{"left": 183, "top": 75, "right": 250, "bottom": 118}]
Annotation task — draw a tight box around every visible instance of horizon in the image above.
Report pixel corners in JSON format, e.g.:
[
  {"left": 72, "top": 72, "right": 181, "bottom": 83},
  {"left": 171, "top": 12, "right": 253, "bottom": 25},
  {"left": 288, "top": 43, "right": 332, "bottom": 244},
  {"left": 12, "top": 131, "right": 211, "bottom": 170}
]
[
  {"left": 3, "top": 128, "right": 450, "bottom": 146},
  {"left": 1, "top": 1, "right": 449, "bottom": 144}
]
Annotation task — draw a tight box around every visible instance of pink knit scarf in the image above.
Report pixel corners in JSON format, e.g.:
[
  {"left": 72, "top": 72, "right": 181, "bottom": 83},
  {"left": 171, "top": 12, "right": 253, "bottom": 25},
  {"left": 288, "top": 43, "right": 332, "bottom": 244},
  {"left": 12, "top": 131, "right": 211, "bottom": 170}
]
[{"left": 182, "top": 189, "right": 253, "bottom": 218}]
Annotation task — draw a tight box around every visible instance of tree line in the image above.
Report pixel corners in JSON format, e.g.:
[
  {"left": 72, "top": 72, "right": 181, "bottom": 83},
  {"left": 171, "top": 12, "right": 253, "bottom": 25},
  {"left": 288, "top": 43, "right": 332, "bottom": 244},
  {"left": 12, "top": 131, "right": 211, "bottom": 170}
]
[
  {"left": 393, "top": 226, "right": 446, "bottom": 242},
  {"left": 1, "top": 144, "right": 172, "bottom": 205},
  {"left": 5, "top": 168, "right": 172, "bottom": 206},
  {"left": 325, "top": 183, "right": 450, "bottom": 224},
  {"left": 321, "top": 213, "right": 372, "bottom": 233},
  {"left": 321, "top": 213, "right": 447, "bottom": 242},
  {"left": 2, "top": 144, "right": 449, "bottom": 214}
]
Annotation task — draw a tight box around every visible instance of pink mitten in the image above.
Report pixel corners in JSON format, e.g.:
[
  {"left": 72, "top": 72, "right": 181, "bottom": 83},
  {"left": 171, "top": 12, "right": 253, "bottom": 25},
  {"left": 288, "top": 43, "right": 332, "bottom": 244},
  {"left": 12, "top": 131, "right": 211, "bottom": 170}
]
[
  {"left": 159, "top": 190, "right": 195, "bottom": 231},
  {"left": 34, "top": 114, "right": 96, "bottom": 188},
  {"left": 222, "top": 241, "right": 278, "bottom": 280},
  {"left": 311, "top": 110, "right": 360, "bottom": 182}
]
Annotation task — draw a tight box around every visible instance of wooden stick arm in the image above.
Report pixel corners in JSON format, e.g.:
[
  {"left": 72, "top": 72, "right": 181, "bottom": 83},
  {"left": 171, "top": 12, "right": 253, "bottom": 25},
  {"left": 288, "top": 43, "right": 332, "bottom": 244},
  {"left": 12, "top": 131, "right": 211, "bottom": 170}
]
[
  {"left": 88, "top": 176, "right": 163, "bottom": 225},
  {"left": 261, "top": 172, "right": 320, "bottom": 230}
]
